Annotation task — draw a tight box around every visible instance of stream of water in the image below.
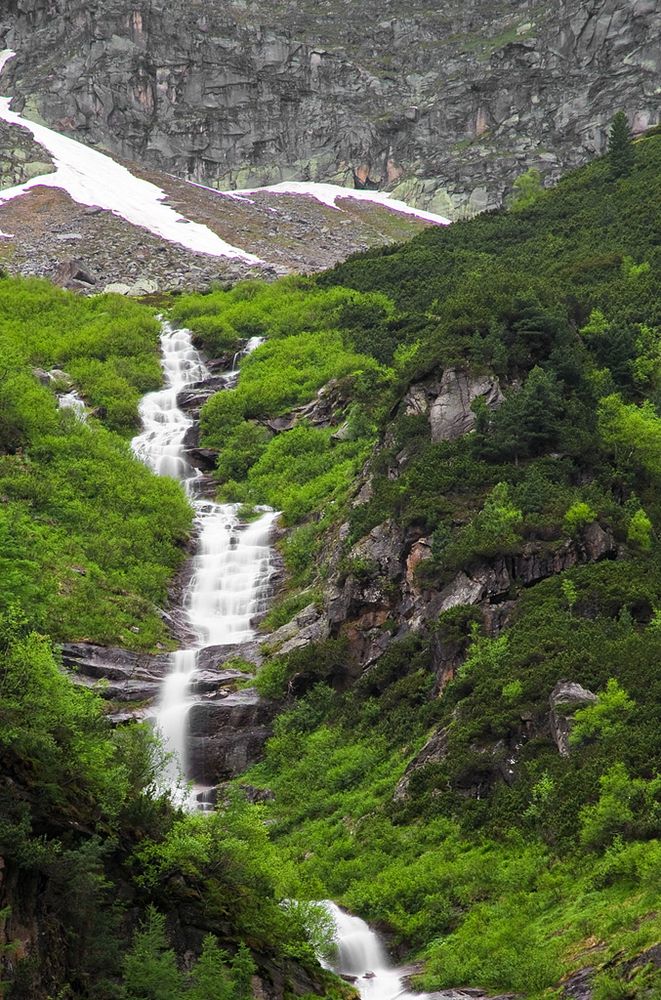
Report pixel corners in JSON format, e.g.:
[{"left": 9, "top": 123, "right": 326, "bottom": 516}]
[
  {"left": 131, "top": 322, "right": 276, "bottom": 795},
  {"left": 131, "top": 325, "right": 424, "bottom": 998}
]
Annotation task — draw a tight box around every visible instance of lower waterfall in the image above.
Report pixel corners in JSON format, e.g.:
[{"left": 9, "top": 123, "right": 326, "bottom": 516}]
[
  {"left": 324, "top": 902, "right": 427, "bottom": 1000},
  {"left": 131, "top": 322, "right": 276, "bottom": 796}
]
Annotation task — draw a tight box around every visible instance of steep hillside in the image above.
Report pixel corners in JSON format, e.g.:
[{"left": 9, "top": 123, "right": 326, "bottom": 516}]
[
  {"left": 177, "top": 127, "right": 661, "bottom": 997},
  {"left": 0, "top": 121, "right": 660, "bottom": 1000},
  {"left": 2, "top": 0, "right": 659, "bottom": 217}
]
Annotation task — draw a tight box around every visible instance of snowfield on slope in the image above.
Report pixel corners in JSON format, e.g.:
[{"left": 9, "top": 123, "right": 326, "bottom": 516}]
[
  {"left": 231, "top": 180, "right": 451, "bottom": 226},
  {"left": 0, "top": 50, "right": 261, "bottom": 263}
]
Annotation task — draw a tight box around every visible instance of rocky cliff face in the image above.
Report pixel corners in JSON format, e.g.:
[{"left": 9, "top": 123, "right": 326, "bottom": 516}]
[{"left": 2, "top": 0, "right": 659, "bottom": 219}]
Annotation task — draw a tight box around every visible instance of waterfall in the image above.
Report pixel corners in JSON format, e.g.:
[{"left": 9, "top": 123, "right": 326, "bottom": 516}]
[
  {"left": 323, "top": 902, "right": 427, "bottom": 1000},
  {"left": 131, "top": 322, "right": 274, "bottom": 797}
]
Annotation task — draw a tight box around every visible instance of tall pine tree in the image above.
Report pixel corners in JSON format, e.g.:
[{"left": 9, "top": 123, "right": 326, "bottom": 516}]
[{"left": 608, "top": 111, "right": 634, "bottom": 179}]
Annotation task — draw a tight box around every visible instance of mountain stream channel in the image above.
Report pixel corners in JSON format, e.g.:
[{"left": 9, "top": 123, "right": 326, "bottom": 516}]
[{"left": 130, "top": 322, "right": 426, "bottom": 1000}]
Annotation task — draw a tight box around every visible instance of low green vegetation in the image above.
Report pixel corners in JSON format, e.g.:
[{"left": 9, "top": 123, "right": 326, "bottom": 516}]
[
  {"left": 0, "top": 610, "right": 344, "bottom": 1000},
  {"left": 0, "top": 277, "right": 191, "bottom": 648},
  {"left": 192, "top": 127, "right": 659, "bottom": 997}
]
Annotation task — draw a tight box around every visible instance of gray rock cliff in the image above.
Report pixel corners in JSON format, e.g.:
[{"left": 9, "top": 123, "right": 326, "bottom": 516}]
[{"left": 2, "top": 0, "right": 659, "bottom": 219}]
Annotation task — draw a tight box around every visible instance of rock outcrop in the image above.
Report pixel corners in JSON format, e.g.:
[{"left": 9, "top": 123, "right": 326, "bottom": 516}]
[
  {"left": 188, "top": 690, "right": 275, "bottom": 784},
  {"left": 324, "top": 519, "right": 616, "bottom": 676},
  {"left": 393, "top": 726, "right": 449, "bottom": 802},
  {"left": 0, "top": 120, "right": 53, "bottom": 189},
  {"left": 549, "top": 681, "right": 597, "bottom": 756},
  {"left": 3, "top": 0, "right": 659, "bottom": 218},
  {"left": 429, "top": 369, "right": 504, "bottom": 443}
]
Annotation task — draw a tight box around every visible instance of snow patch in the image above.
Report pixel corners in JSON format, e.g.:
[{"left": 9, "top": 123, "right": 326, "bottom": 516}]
[
  {"left": 0, "top": 50, "right": 261, "bottom": 263},
  {"left": 230, "top": 180, "right": 451, "bottom": 226}
]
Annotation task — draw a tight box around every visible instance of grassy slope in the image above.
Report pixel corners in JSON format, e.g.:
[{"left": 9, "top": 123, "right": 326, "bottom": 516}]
[{"left": 0, "top": 278, "right": 349, "bottom": 1000}]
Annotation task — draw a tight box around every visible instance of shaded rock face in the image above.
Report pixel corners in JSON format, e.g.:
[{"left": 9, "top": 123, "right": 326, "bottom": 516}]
[
  {"left": 265, "top": 379, "right": 350, "bottom": 433},
  {"left": 3, "top": 0, "right": 660, "bottom": 219},
  {"left": 549, "top": 681, "right": 597, "bottom": 756},
  {"left": 393, "top": 726, "right": 449, "bottom": 802},
  {"left": 325, "top": 518, "right": 617, "bottom": 679}
]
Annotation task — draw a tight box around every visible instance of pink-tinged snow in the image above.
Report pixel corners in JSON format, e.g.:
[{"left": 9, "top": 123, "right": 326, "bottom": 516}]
[
  {"left": 0, "top": 50, "right": 261, "bottom": 263},
  {"left": 230, "top": 180, "right": 451, "bottom": 226}
]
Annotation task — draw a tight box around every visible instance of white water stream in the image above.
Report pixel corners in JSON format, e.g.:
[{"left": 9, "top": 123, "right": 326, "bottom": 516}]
[
  {"left": 57, "top": 389, "right": 87, "bottom": 420},
  {"left": 131, "top": 327, "right": 424, "bottom": 996},
  {"left": 324, "top": 902, "right": 427, "bottom": 1000},
  {"left": 131, "top": 322, "right": 276, "bottom": 795}
]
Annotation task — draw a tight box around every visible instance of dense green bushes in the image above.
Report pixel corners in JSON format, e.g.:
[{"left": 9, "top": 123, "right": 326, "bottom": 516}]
[{"left": 0, "top": 277, "right": 162, "bottom": 434}]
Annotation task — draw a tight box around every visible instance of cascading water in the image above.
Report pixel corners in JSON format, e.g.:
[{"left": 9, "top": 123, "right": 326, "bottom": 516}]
[
  {"left": 57, "top": 389, "right": 87, "bottom": 420},
  {"left": 132, "top": 322, "right": 276, "bottom": 797},
  {"left": 323, "top": 902, "right": 427, "bottom": 1000},
  {"left": 131, "top": 326, "right": 426, "bottom": 996}
]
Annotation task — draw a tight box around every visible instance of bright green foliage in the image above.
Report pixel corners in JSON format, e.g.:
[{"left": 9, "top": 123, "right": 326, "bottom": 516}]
[
  {"left": 201, "top": 331, "right": 386, "bottom": 441},
  {"left": 599, "top": 395, "right": 661, "bottom": 482},
  {"left": 0, "top": 278, "right": 191, "bottom": 646},
  {"left": 221, "top": 424, "right": 371, "bottom": 525},
  {"left": 186, "top": 936, "right": 233, "bottom": 1000},
  {"left": 123, "top": 907, "right": 184, "bottom": 1000},
  {"left": 214, "top": 420, "right": 271, "bottom": 481},
  {"left": 509, "top": 167, "right": 544, "bottom": 212},
  {"left": 1, "top": 626, "right": 126, "bottom": 828},
  {"left": 501, "top": 679, "right": 523, "bottom": 702},
  {"left": 608, "top": 111, "right": 634, "bottom": 179},
  {"left": 627, "top": 508, "right": 653, "bottom": 550},
  {"left": 564, "top": 501, "right": 597, "bottom": 535},
  {"left": 172, "top": 276, "right": 391, "bottom": 357},
  {"left": 561, "top": 578, "right": 578, "bottom": 611},
  {"left": 579, "top": 764, "right": 661, "bottom": 849},
  {"left": 0, "top": 277, "right": 162, "bottom": 434},
  {"left": 570, "top": 679, "right": 635, "bottom": 748},
  {"left": 444, "top": 483, "right": 523, "bottom": 570}
]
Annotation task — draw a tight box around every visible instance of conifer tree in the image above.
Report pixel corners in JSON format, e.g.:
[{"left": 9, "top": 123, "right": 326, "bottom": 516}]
[
  {"left": 608, "top": 111, "right": 634, "bottom": 178},
  {"left": 187, "top": 935, "right": 233, "bottom": 1000},
  {"left": 123, "top": 906, "right": 184, "bottom": 1000}
]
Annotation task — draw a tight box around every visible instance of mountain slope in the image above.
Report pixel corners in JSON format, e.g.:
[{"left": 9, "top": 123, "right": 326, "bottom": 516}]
[{"left": 0, "top": 50, "right": 447, "bottom": 290}]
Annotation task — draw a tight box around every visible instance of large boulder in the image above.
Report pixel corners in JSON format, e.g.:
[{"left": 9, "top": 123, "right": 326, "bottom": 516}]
[{"left": 429, "top": 369, "right": 504, "bottom": 443}]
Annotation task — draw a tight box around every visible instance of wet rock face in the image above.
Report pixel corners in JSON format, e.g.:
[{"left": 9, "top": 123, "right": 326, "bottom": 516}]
[
  {"left": 3, "top": 0, "right": 660, "bottom": 219},
  {"left": 187, "top": 690, "right": 275, "bottom": 784}
]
